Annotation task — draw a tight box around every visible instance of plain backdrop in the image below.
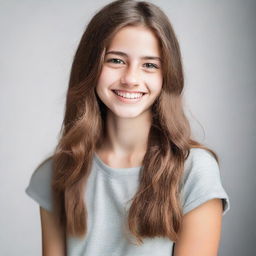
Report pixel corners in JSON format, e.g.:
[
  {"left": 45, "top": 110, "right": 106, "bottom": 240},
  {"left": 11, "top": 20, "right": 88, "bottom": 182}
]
[{"left": 1, "top": 0, "right": 255, "bottom": 255}]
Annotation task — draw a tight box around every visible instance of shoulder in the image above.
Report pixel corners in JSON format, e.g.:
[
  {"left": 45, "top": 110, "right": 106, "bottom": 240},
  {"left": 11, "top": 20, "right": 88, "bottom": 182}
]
[
  {"left": 183, "top": 148, "right": 219, "bottom": 181},
  {"left": 30, "top": 157, "right": 54, "bottom": 182},
  {"left": 185, "top": 147, "right": 218, "bottom": 168},
  {"left": 180, "top": 147, "right": 230, "bottom": 215}
]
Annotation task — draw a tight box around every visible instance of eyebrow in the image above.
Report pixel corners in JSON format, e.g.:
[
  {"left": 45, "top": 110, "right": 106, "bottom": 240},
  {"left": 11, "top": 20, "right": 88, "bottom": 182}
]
[{"left": 105, "top": 50, "right": 162, "bottom": 62}]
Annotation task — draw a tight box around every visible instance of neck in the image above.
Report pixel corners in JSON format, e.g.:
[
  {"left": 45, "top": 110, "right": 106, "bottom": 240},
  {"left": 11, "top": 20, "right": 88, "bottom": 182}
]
[{"left": 98, "top": 110, "right": 152, "bottom": 159}]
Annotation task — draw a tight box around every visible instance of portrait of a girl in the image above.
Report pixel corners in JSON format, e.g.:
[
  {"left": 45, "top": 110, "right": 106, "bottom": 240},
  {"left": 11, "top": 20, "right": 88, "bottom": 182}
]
[{"left": 26, "top": 0, "right": 230, "bottom": 255}]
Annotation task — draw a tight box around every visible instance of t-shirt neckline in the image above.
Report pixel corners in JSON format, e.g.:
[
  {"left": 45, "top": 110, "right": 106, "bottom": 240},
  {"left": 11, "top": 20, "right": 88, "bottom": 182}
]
[{"left": 93, "top": 152, "right": 142, "bottom": 177}]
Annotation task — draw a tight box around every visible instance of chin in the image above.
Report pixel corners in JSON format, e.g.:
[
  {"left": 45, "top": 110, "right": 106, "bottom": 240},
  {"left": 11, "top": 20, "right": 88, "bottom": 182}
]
[
  {"left": 111, "top": 110, "right": 144, "bottom": 119},
  {"left": 116, "top": 113, "right": 141, "bottom": 119}
]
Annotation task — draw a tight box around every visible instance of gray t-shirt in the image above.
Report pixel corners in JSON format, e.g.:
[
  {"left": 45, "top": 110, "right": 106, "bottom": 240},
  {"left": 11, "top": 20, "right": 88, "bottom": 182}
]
[{"left": 25, "top": 148, "right": 230, "bottom": 256}]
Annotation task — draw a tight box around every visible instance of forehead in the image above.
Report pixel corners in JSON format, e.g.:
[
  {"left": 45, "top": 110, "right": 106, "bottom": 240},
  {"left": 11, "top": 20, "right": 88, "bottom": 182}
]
[{"left": 106, "top": 25, "right": 161, "bottom": 57}]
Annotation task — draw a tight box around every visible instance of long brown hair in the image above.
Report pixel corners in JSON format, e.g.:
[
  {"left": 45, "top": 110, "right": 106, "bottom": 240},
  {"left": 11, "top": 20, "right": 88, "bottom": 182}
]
[{"left": 50, "top": 0, "right": 219, "bottom": 245}]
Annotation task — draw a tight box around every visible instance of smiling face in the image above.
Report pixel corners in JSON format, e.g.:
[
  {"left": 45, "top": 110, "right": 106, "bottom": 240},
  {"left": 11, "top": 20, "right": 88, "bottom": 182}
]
[{"left": 96, "top": 25, "right": 163, "bottom": 119}]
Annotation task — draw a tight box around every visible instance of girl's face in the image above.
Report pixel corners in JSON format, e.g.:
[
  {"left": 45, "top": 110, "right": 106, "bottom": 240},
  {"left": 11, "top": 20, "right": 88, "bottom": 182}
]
[{"left": 96, "top": 25, "right": 163, "bottom": 119}]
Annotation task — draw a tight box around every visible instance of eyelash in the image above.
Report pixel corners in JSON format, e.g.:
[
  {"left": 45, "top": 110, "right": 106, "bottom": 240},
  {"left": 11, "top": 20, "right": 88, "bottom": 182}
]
[{"left": 106, "top": 58, "right": 159, "bottom": 69}]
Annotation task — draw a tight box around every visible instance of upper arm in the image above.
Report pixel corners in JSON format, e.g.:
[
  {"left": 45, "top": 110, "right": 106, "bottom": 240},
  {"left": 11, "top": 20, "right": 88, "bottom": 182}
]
[
  {"left": 40, "top": 207, "right": 67, "bottom": 256},
  {"left": 174, "top": 198, "right": 223, "bottom": 256}
]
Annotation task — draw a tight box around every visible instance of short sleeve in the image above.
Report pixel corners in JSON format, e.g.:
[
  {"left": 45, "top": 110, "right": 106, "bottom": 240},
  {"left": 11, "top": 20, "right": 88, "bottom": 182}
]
[
  {"left": 180, "top": 148, "right": 230, "bottom": 216},
  {"left": 25, "top": 157, "right": 53, "bottom": 212}
]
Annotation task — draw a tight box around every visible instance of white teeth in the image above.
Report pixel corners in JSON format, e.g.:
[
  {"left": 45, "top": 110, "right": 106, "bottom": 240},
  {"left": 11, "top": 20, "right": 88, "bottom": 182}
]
[{"left": 114, "top": 90, "right": 143, "bottom": 99}]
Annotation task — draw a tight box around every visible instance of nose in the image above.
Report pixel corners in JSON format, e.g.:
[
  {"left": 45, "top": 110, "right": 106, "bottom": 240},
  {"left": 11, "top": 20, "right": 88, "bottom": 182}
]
[{"left": 120, "top": 65, "right": 140, "bottom": 87}]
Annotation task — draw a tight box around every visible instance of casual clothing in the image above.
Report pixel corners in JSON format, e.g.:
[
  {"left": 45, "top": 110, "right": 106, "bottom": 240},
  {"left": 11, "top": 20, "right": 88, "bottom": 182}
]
[{"left": 25, "top": 148, "right": 230, "bottom": 256}]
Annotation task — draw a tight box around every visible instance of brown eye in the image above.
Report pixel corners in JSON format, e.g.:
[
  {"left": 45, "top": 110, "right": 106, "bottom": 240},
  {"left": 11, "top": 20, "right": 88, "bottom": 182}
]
[
  {"left": 143, "top": 63, "right": 159, "bottom": 69},
  {"left": 106, "top": 58, "right": 125, "bottom": 64}
]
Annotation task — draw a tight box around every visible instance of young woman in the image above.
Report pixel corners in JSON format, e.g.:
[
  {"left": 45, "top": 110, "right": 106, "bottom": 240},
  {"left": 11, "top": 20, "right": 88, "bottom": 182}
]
[{"left": 26, "top": 0, "right": 230, "bottom": 255}]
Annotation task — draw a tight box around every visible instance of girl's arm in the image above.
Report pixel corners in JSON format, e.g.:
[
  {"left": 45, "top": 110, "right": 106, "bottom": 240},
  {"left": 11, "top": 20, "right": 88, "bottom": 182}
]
[
  {"left": 174, "top": 198, "right": 223, "bottom": 256},
  {"left": 39, "top": 207, "right": 66, "bottom": 256}
]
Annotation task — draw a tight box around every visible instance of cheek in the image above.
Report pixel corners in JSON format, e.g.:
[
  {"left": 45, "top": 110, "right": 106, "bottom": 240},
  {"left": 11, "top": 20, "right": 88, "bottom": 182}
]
[
  {"left": 97, "top": 67, "right": 120, "bottom": 88},
  {"left": 147, "top": 74, "right": 163, "bottom": 94}
]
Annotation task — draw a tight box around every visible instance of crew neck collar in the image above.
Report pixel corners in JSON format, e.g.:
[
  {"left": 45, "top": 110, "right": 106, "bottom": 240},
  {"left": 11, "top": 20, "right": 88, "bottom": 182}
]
[{"left": 93, "top": 152, "right": 142, "bottom": 177}]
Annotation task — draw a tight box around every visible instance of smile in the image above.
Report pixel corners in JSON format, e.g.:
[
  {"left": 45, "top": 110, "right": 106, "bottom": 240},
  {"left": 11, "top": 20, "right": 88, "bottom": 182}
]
[
  {"left": 112, "top": 90, "right": 146, "bottom": 103},
  {"left": 113, "top": 90, "right": 144, "bottom": 99}
]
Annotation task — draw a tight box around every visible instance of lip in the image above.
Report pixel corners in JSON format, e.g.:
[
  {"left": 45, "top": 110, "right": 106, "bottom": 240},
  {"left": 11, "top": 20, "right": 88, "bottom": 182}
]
[
  {"left": 112, "top": 89, "right": 147, "bottom": 94},
  {"left": 111, "top": 89, "right": 146, "bottom": 103}
]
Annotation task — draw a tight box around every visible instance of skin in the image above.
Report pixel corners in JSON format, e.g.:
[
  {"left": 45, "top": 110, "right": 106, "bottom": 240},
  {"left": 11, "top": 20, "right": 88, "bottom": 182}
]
[
  {"left": 95, "top": 25, "right": 163, "bottom": 167},
  {"left": 174, "top": 198, "right": 223, "bottom": 256},
  {"left": 40, "top": 207, "right": 66, "bottom": 255}
]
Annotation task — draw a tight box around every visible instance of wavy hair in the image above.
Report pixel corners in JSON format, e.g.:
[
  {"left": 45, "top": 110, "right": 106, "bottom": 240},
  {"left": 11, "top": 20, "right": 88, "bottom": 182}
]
[{"left": 50, "top": 0, "right": 219, "bottom": 245}]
